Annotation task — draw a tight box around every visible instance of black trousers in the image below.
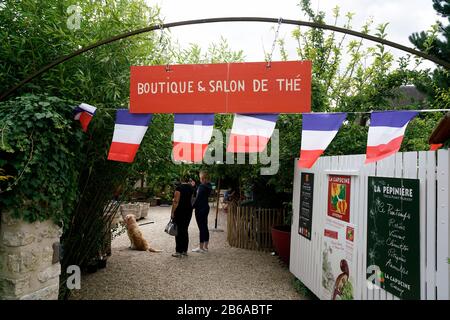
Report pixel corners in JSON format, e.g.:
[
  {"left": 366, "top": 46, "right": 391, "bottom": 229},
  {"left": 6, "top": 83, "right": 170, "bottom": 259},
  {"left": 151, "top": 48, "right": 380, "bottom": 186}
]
[
  {"left": 195, "top": 208, "right": 210, "bottom": 243},
  {"left": 174, "top": 212, "right": 192, "bottom": 253}
]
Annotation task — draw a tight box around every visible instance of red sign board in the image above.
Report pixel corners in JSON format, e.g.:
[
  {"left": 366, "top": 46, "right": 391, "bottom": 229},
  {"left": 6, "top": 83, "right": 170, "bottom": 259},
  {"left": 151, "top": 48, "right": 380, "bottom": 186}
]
[
  {"left": 129, "top": 61, "right": 311, "bottom": 113},
  {"left": 327, "top": 175, "right": 351, "bottom": 222},
  {"left": 324, "top": 229, "right": 339, "bottom": 240}
]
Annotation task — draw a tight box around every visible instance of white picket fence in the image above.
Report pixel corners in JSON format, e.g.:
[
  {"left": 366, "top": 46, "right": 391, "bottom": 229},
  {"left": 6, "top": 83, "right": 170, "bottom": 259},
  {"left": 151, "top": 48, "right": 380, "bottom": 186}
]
[{"left": 290, "top": 150, "right": 450, "bottom": 300}]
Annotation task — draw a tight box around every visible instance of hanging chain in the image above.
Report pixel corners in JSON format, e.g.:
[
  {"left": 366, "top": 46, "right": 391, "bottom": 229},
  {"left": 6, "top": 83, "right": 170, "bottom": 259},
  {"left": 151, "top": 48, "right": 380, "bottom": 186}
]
[
  {"left": 267, "top": 17, "right": 283, "bottom": 68},
  {"left": 158, "top": 22, "right": 171, "bottom": 72}
]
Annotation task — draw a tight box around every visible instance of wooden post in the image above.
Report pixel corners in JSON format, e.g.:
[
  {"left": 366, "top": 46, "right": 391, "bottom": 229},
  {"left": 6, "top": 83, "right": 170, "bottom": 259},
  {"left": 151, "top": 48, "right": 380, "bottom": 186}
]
[
  {"left": 239, "top": 177, "right": 242, "bottom": 201},
  {"left": 236, "top": 207, "right": 242, "bottom": 248},
  {"left": 211, "top": 178, "right": 224, "bottom": 232},
  {"left": 214, "top": 178, "right": 221, "bottom": 228}
]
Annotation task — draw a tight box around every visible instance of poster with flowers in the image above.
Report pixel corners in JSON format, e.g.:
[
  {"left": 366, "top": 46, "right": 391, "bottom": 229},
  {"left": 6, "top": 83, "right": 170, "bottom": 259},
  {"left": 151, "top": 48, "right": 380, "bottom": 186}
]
[
  {"left": 321, "top": 217, "right": 357, "bottom": 300},
  {"left": 328, "top": 175, "right": 351, "bottom": 222}
]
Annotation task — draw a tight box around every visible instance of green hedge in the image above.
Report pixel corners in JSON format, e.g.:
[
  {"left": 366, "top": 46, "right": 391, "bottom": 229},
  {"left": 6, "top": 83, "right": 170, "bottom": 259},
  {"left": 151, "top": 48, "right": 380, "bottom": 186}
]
[{"left": 0, "top": 94, "right": 85, "bottom": 225}]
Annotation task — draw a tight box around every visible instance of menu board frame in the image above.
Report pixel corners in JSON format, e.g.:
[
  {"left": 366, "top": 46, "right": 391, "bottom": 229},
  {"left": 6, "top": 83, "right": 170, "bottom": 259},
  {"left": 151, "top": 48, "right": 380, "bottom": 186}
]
[
  {"left": 299, "top": 172, "right": 314, "bottom": 240},
  {"left": 366, "top": 176, "right": 420, "bottom": 300}
]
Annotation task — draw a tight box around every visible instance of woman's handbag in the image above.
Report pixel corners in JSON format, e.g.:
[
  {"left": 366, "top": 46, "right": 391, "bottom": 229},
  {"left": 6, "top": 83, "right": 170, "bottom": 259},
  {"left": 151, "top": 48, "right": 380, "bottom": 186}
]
[{"left": 164, "top": 219, "right": 178, "bottom": 236}]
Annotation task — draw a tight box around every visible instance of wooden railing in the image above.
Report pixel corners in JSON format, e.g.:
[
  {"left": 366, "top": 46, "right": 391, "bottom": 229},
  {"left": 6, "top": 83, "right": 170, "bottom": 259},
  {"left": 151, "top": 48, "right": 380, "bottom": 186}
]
[{"left": 227, "top": 202, "right": 286, "bottom": 251}]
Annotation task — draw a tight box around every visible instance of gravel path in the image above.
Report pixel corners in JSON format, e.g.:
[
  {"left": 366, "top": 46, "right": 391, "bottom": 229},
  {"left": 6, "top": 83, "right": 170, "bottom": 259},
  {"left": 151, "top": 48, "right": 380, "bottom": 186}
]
[{"left": 70, "top": 205, "right": 303, "bottom": 300}]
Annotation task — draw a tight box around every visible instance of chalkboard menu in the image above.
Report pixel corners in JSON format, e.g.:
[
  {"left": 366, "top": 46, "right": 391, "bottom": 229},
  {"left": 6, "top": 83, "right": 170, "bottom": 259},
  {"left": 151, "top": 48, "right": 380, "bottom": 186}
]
[
  {"left": 366, "top": 177, "right": 420, "bottom": 300},
  {"left": 299, "top": 172, "right": 314, "bottom": 240}
]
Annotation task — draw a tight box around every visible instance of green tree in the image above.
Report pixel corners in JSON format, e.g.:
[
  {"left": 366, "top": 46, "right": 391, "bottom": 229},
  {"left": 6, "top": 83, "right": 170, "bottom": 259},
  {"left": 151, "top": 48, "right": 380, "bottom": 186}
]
[
  {"left": 0, "top": 0, "right": 169, "bottom": 299},
  {"left": 409, "top": 0, "right": 450, "bottom": 109},
  {"left": 268, "top": 0, "right": 434, "bottom": 198},
  {"left": 0, "top": 94, "right": 84, "bottom": 224}
]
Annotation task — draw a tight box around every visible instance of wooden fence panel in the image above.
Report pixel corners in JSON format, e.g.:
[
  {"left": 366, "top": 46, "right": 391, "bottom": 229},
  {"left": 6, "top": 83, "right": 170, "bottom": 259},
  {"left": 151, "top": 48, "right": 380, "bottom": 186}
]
[
  {"left": 227, "top": 205, "right": 286, "bottom": 252},
  {"left": 425, "top": 151, "right": 437, "bottom": 299},
  {"left": 292, "top": 150, "right": 449, "bottom": 300}
]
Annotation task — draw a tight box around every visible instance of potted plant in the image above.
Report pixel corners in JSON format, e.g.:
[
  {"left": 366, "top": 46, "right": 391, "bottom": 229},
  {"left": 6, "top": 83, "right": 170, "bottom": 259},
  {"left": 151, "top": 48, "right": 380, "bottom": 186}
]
[{"left": 271, "top": 202, "right": 292, "bottom": 265}]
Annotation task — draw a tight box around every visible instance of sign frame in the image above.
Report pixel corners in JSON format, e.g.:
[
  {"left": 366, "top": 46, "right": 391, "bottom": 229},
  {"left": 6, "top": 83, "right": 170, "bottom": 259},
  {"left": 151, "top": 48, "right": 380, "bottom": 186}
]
[
  {"left": 366, "top": 176, "right": 421, "bottom": 300},
  {"left": 327, "top": 175, "right": 351, "bottom": 223},
  {"left": 298, "top": 172, "right": 314, "bottom": 240},
  {"left": 129, "top": 60, "right": 312, "bottom": 114}
]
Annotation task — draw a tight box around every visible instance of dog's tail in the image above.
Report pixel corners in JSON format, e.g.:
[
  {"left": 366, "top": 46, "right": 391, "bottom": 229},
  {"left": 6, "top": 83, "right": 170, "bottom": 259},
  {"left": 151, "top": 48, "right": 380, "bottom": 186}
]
[{"left": 148, "top": 247, "right": 163, "bottom": 253}]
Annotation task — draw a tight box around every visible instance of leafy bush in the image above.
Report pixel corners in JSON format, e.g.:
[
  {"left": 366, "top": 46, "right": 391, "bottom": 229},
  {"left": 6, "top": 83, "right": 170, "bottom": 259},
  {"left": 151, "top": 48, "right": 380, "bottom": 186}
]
[
  {"left": 0, "top": 94, "right": 84, "bottom": 225},
  {"left": 340, "top": 280, "right": 354, "bottom": 300},
  {"left": 292, "top": 277, "right": 318, "bottom": 300}
]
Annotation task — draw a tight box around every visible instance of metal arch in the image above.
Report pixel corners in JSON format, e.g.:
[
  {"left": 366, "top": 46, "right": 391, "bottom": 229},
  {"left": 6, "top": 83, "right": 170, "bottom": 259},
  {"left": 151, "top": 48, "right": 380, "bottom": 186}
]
[{"left": 1, "top": 17, "right": 449, "bottom": 101}]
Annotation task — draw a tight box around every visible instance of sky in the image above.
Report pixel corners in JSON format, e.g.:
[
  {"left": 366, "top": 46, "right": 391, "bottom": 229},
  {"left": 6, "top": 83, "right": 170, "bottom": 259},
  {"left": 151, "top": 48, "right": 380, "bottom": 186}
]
[{"left": 149, "top": 0, "right": 444, "bottom": 69}]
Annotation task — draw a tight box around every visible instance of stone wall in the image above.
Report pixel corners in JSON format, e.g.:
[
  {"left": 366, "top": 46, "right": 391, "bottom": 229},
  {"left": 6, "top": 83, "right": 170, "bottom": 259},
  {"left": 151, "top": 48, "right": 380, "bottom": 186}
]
[{"left": 0, "top": 212, "right": 62, "bottom": 300}]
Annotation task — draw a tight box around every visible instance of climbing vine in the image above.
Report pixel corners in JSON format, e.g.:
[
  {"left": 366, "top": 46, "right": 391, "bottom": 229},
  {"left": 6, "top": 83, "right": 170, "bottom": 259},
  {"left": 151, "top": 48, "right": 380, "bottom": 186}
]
[{"left": 0, "top": 94, "right": 85, "bottom": 225}]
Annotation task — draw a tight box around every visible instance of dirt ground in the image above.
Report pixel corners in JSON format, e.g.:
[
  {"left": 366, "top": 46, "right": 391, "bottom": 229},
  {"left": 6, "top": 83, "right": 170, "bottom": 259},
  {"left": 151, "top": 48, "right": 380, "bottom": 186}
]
[{"left": 70, "top": 205, "right": 304, "bottom": 300}]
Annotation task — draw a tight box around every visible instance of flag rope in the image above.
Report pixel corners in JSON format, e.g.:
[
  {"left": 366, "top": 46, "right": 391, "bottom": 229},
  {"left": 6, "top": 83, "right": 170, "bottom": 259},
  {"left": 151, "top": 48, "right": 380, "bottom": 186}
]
[{"left": 97, "top": 108, "right": 450, "bottom": 114}]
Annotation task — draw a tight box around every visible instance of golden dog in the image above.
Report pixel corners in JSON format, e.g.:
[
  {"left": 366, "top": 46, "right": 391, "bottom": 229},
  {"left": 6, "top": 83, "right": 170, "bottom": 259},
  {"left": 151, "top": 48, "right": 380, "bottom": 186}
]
[{"left": 124, "top": 214, "right": 162, "bottom": 252}]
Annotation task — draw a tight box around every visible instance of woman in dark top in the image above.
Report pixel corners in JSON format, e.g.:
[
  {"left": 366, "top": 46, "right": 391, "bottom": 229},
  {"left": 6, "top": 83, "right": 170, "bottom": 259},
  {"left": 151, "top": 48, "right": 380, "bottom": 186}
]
[
  {"left": 192, "top": 170, "right": 212, "bottom": 253},
  {"left": 171, "top": 178, "right": 194, "bottom": 258}
]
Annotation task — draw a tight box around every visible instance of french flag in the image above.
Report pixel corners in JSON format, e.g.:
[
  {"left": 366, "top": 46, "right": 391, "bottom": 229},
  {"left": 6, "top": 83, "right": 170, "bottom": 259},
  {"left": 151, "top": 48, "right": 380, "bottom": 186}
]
[
  {"left": 298, "top": 113, "right": 347, "bottom": 168},
  {"left": 227, "top": 114, "right": 278, "bottom": 153},
  {"left": 172, "top": 114, "right": 215, "bottom": 163},
  {"left": 365, "top": 111, "right": 418, "bottom": 164},
  {"left": 430, "top": 143, "right": 443, "bottom": 151},
  {"left": 73, "top": 103, "right": 96, "bottom": 132},
  {"left": 107, "top": 109, "right": 152, "bottom": 163}
]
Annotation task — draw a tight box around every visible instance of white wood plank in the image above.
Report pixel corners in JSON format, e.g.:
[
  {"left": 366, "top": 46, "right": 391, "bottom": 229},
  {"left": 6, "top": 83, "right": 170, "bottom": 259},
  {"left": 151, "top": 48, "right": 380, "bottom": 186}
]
[
  {"left": 356, "top": 155, "right": 366, "bottom": 300},
  {"left": 342, "top": 155, "right": 351, "bottom": 171},
  {"left": 292, "top": 159, "right": 302, "bottom": 282},
  {"left": 309, "top": 159, "right": 319, "bottom": 297},
  {"left": 437, "top": 149, "right": 450, "bottom": 300},
  {"left": 417, "top": 152, "right": 427, "bottom": 300},
  {"left": 309, "top": 161, "right": 320, "bottom": 294},
  {"left": 306, "top": 213, "right": 313, "bottom": 291},
  {"left": 352, "top": 155, "right": 364, "bottom": 300},
  {"left": 291, "top": 161, "right": 300, "bottom": 279},
  {"left": 364, "top": 160, "right": 376, "bottom": 300},
  {"left": 315, "top": 157, "right": 327, "bottom": 298},
  {"left": 311, "top": 159, "right": 318, "bottom": 289},
  {"left": 394, "top": 152, "right": 403, "bottom": 177},
  {"left": 316, "top": 157, "right": 328, "bottom": 296},
  {"left": 301, "top": 179, "right": 308, "bottom": 289},
  {"left": 403, "top": 152, "right": 418, "bottom": 178},
  {"left": 403, "top": 152, "right": 420, "bottom": 298},
  {"left": 331, "top": 155, "right": 339, "bottom": 171},
  {"left": 375, "top": 155, "right": 396, "bottom": 300},
  {"left": 302, "top": 166, "right": 311, "bottom": 291},
  {"left": 298, "top": 165, "right": 308, "bottom": 287},
  {"left": 347, "top": 158, "right": 358, "bottom": 298},
  {"left": 309, "top": 163, "right": 317, "bottom": 295},
  {"left": 301, "top": 159, "right": 314, "bottom": 296},
  {"left": 426, "top": 151, "right": 437, "bottom": 300},
  {"left": 376, "top": 155, "right": 396, "bottom": 177},
  {"left": 297, "top": 183, "right": 302, "bottom": 282}
]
